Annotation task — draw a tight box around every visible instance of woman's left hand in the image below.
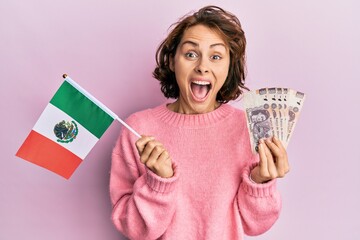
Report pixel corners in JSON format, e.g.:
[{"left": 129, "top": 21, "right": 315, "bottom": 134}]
[{"left": 250, "top": 136, "right": 290, "bottom": 184}]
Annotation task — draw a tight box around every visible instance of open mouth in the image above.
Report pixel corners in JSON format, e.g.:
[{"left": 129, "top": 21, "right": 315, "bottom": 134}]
[{"left": 190, "top": 80, "right": 211, "bottom": 101}]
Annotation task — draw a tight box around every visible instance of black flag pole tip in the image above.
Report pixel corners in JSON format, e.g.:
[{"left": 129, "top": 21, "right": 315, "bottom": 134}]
[{"left": 62, "top": 74, "right": 68, "bottom": 79}]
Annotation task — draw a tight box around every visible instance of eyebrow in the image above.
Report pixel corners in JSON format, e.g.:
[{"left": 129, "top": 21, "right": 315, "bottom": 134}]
[{"left": 181, "top": 40, "right": 227, "bottom": 49}]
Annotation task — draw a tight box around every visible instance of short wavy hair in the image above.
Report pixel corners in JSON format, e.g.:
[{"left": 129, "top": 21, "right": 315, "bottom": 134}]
[{"left": 153, "top": 5, "right": 248, "bottom": 103}]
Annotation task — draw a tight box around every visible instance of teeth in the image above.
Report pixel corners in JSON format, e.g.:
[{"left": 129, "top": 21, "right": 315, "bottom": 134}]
[{"left": 192, "top": 80, "right": 210, "bottom": 85}]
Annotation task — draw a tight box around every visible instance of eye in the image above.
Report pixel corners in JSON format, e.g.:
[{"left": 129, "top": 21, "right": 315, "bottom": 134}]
[
  {"left": 185, "top": 51, "right": 198, "bottom": 59},
  {"left": 211, "top": 55, "right": 222, "bottom": 60}
]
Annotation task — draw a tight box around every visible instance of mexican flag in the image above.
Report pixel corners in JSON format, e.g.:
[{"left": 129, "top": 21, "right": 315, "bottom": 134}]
[{"left": 16, "top": 76, "right": 123, "bottom": 179}]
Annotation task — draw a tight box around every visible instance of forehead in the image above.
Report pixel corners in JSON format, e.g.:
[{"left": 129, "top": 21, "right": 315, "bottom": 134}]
[{"left": 180, "top": 24, "right": 227, "bottom": 47}]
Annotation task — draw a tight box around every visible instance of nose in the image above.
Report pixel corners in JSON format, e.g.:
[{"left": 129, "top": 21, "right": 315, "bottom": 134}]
[{"left": 195, "top": 57, "right": 209, "bottom": 74}]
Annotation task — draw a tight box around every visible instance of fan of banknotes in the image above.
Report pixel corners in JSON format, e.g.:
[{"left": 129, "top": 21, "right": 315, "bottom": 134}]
[{"left": 241, "top": 87, "right": 306, "bottom": 153}]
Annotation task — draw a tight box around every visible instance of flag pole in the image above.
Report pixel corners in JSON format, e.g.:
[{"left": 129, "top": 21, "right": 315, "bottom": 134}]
[
  {"left": 115, "top": 116, "right": 141, "bottom": 138},
  {"left": 62, "top": 74, "right": 141, "bottom": 139}
]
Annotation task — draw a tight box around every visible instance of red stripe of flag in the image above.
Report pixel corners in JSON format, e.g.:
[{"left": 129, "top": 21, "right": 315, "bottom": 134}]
[{"left": 16, "top": 130, "right": 82, "bottom": 179}]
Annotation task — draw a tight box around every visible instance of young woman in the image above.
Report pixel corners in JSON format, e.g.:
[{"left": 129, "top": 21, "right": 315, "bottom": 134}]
[{"left": 110, "top": 5, "right": 289, "bottom": 240}]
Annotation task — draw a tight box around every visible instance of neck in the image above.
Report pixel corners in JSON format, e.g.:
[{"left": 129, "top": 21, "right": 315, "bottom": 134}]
[{"left": 167, "top": 100, "right": 221, "bottom": 115}]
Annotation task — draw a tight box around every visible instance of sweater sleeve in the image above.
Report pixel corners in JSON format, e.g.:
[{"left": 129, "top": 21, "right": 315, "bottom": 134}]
[
  {"left": 237, "top": 160, "right": 282, "bottom": 236},
  {"left": 109, "top": 116, "right": 179, "bottom": 240}
]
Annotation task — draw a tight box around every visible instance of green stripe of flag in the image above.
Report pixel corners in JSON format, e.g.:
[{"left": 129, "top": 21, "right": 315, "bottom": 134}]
[{"left": 50, "top": 81, "right": 114, "bottom": 138}]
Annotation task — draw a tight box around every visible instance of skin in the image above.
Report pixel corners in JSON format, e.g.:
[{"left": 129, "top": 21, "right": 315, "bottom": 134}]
[
  {"left": 168, "top": 24, "right": 230, "bottom": 114},
  {"left": 136, "top": 24, "right": 289, "bottom": 182},
  {"left": 251, "top": 137, "right": 290, "bottom": 183},
  {"left": 135, "top": 136, "right": 174, "bottom": 178}
]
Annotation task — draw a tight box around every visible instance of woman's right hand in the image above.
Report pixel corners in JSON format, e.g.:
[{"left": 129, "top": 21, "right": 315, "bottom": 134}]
[{"left": 135, "top": 135, "right": 174, "bottom": 178}]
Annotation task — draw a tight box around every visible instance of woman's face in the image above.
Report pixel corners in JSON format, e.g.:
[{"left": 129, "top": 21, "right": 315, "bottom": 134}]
[{"left": 170, "top": 24, "right": 230, "bottom": 114}]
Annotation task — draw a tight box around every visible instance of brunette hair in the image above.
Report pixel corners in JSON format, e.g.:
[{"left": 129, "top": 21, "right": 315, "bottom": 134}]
[{"left": 153, "top": 5, "right": 248, "bottom": 103}]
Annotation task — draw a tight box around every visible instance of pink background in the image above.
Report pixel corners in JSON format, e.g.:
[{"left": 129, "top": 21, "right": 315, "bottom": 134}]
[{"left": 1, "top": 0, "right": 359, "bottom": 239}]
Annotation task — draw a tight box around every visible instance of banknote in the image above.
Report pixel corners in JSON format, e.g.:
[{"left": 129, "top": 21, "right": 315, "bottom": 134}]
[
  {"left": 242, "top": 90, "right": 274, "bottom": 153},
  {"left": 241, "top": 87, "right": 305, "bottom": 153},
  {"left": 275, "top": 87, "right": 286, "bottom": 145},
  {"left": 285, "top": 89, "right": 306, "bottom": 147},
  {"left": 255, "top": 88, "right": 276, "bottom": 138},
  {"left": 267, "top": 87, "right": 281, "bottom": 141},
  {"left": 281, "top": 88, "right": 289, "bottom": 144}
]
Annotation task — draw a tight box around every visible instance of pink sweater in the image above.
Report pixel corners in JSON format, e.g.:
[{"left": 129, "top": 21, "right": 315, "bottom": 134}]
[{"left": 110, "top": 104, "right": 281, "bottom": 240}]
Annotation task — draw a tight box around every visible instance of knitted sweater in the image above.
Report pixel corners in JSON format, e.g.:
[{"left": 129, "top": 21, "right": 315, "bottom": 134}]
[{"left": 110, "top": 103, "right": 281, "bottom": 240}]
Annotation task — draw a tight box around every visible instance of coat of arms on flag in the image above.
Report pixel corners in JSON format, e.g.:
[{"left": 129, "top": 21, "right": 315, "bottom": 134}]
[
  {"left": 16, "top": 74, "right": 140, "bottom": 179},
  {"left": 54, "top": 120, "right": 78, "bottom": 143}
]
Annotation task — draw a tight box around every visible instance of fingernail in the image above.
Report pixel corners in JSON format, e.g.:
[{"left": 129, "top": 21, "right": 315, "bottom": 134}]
[{"left": 259, "top": 139, "right": 264, "bottom": 144}]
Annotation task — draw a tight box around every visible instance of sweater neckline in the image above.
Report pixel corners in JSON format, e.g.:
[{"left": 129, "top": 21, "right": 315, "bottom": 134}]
[{"left": 152, "top": 103, "right": 235, "bottom": 128}]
